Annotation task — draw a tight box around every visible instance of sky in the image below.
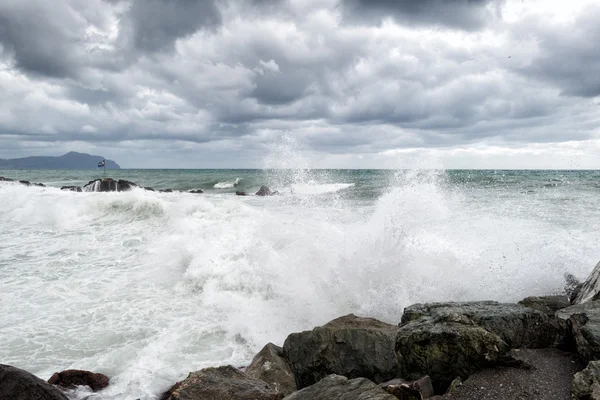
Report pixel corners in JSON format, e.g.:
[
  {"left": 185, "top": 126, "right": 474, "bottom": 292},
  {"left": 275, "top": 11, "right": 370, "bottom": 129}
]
[{"left": 0, "top": 0, "right": 599, "bottom": 169}]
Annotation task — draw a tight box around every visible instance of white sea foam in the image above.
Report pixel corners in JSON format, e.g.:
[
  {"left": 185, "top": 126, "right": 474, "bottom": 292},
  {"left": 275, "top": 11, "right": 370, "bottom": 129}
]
[
  {"left": 288, "top": 182, "right": 355, "bottom": 195},
  {"left": 214, "top": 177, "right": 241, "bottom": 189},
  {"left": 0, "top": 170, "right": 597, "bottom": 400}
]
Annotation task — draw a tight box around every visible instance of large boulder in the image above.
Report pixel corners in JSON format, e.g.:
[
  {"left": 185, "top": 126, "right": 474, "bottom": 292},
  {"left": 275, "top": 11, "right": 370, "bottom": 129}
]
[
  {"left": 256, "top": 186, "right": 278, "bottom": 196},
  {"left": 165, "top": 365, "right": 282, "bottom": 400},
  {"left": 283, "top": 314, "right": 400, "bottom": 389},
  {"left": 83, "top": 178, "right": 138, "bottom": 192},
  {"left": 518, "top": 295, "right": 571, "bottom": 318},
  {"left": 246, "top": 343, "right": 296, "bottom": 397},
  {"left": 574, "top": 261, "right": 600, "bottom": 304},
  {"left": 283, "top": 375, "right": 397, "bottom": 400},
  {"left": 48, "top": 369, "right": 109, "bottom": 392},
  {"left": 378, "top": 376, "right": 435, "bottom": 399},
  {"left": 573, "top": 360, "right": 600, "bottom": 400},
  {"left": 556, "top": 301, "right": 600, "bottom": 361},
  {"left": 0, "top": 364, "right": 68, "bottom": 400},
  {"left": 401, "top": 301, "right": 557, "bottom": 348}
]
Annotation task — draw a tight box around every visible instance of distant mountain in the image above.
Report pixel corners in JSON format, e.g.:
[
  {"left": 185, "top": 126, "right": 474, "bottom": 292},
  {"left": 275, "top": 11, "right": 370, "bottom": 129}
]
[{"left": 0, "top": 152, "right": 120, "bottom": 169}]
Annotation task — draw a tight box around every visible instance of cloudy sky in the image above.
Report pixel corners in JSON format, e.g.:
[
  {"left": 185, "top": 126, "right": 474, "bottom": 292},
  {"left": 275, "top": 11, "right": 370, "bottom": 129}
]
[{"left": 0, "top": 0, "right": 599, "bottom": 168}]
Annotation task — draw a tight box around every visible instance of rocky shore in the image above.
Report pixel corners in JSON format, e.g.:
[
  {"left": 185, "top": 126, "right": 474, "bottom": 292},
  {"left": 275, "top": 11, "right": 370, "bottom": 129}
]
[{"left": 0, "top": 195, "right": 599, "bottom": 400}]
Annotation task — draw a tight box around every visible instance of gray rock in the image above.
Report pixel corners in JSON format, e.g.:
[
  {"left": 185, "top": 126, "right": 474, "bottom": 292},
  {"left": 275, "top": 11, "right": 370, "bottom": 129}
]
[
  {"left": 378, "top": 376, "right": 435, "bottom": 399},
  {"left": 246, "top": 343, "right": 296, "bottom": 397},
  {"left": 256, "top": 186, "right": 278, "bottom": 196},
  {"left": 518, "top": 295, "right": 571, "bottom": 318},
  {"left": 283, "top": 314, "right": 400, "bottom": 389},
  {"left": 166, "top": 365, "right": 282, "bottom": 400},
  {"left": 60, "top": 185, "right": 82, "bottom": 192},
  {"left": 556, "top": 301, "right": 600, "bottom": 361},
  {"left": 0, "top": 176, "right": 13, "bottom": 181},
  {"left": 401, "top": 301, "right": 557, "bottom": 348},
  {"left": 573, "top": 360, "right": 600, "bottom": 400},
  {"left": 84, "top": 178, "right": 138, "bottom": 192},
  {"left": 0, "top": 364, "right": 68, "bottom": 400},
  {"left": 189, "top": 189, "right": 203, "bottom": 194},
  {"left": 574, "top": 261, "right": 600, "bottom": 304},
  {"left": 283, "top": 375, "right": 397, "bottom": 400}
]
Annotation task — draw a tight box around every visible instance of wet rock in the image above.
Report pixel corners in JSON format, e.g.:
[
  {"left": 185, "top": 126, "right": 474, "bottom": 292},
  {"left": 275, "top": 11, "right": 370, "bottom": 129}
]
[
  {"left": 556, "top": 301, "right": 600, "bottom": 360},
  {"left": 378, "top": 376, "right": 435, "bottom": 399},
  {"left": 116, "top": 179, "right": 137, "bottom": 191},
  {"left": 165, "top": 365, "right": 282, "bottom": 400},
  {"left": 160, "top": 189, "right": 173, "bottom": 193},
  {"left": 573, "top": 360, "right": 600, "bottom": 400},
  {"left": 0, "top": 176, "right": 13, "bottom": 181},
  {"left": 0, "top": 364, "right": 68, "bottom": 400},
  {"left": 84, "top": 178, "right": 138, "bottom": 192},
  {"left": 574, "top": 261, "right": 600, "bottom": 304},
  {"left": 565, "top": 272, "right": 583, "bottom": 303},
  {"left": 60, "top": 186, "right": 82, "bottom": 192},
  {"left": 283, "top": 375, "right": 397, "bottom": 400},
  {"left": 246, "top": 343, "right": 296, "bottom": 397},
  {"left": 256, "top": 186, "right": 278, "bottom": 196},
  {"left": 19, "top": 180, "right": 31, "bottom": 186},
  {"left": 401, "top": 301, "right": 557, "bottom": 349},
  {"left": 144, "top": 187, "right": 155, "bottom": 191},
  {"left": 189, "top": 189, "right": 203, "bottom": 194},
  {"left": 283, "top": 314, "right": 400, "bottom": 389},
  {"left": 34, "top": 183, "right": 46, "bottom": 187},
  {"left": 236, "top": 191, "right": 247, "bottom": 196},
  {"left": 518, "top": 295, "right": 571, "bottom": 318},
  {"left": 159, "top": 381, "right": 183, "bottom": 400},
  {"left": 48, "top": 369, "right": 109, "bottom": 392}
]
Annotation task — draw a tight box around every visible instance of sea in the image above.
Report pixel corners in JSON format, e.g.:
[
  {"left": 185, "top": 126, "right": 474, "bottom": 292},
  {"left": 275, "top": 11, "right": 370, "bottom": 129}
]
[{"left": 1, "top": 168, "right": 599, "bottom": 399}]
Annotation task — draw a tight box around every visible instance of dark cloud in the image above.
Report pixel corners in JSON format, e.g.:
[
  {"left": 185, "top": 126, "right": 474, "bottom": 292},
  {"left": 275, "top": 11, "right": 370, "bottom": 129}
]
[
  {"left": 123, "top": 0, "right": 222, "bottom": 52},
  {"left": 340, "top": 0, "right": 503, "bottom": 30}
]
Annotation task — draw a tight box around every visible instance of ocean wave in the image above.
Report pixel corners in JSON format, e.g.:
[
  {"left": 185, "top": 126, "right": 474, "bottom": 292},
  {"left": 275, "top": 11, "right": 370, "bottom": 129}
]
[
  {"left": 287, "top": 182, "right": 355, "bottom": 195},
  {"left": 214, "top": 177, "right": 241, "bottom": 189}
]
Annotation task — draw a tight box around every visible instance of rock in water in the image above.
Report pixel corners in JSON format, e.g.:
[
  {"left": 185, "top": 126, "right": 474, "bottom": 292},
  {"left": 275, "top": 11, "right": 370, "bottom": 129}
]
[
  {"left": 19, "top": 180, "right": 31, "bottom": 186},
  {"left": 573, "top": 360, "right": 600, "bottom": 399},
  {"left": 61, "top": 186, "right": 82, "bottom": 192},
  {"left": 83, "top": 178, "right": 138, "bottom": 192},
  {"left": 235, "top": 191, "right": 247, "bottom": 196},
  {"left": 0, "top": 176, "right": 13, "bottom": 181},
  {"left": 0, "top": 364, "right": 68, "bottom": 400},
  {"left": 518, "top": 295, "right": 571, "bottom": 318},
  {"left": 283, "top": 375, "right": 397, "bottom": 400},
  {"left": 283, "top": 314, "right": 400, "bottom": 389},
  {"left": 165, "top": 365, "right": 282, "bottom": 400},
  {"left": 48, "top": 369, "right": 109, "bottom": 392},
  {"left": 246, "top": 343, "right": 296, "bottom": 397},
  {"left": 256, "top": 186, "right": 278, "bottom": 196},
  {"left": 189, "top": 189, "right": 203, "bottom": 194},
  {"left": 574, "top": 261, "right": 600, "bottom": 304},
  {"left": 556, "top": 301, "right": 600, "bottom": 361}
]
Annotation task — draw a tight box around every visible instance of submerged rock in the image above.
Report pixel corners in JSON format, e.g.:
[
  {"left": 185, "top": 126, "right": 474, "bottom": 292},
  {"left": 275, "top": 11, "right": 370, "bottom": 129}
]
[
  {"left": 160, "top": 189, "right": 173, "bottom": 193},
  {"left": 165, "top": 365, "right": 282, "bottom": 400},
  {"left": 283, "top": 314, "right": 400, "bottom": 390},
  {"left": 144, "top": 187, "right": 155, "bottom": 191},
  {"left": 19, "top": 180, "right": 31, "bottom": 186},
  {"left": 556, "top": 301, "right": 600, "bottom": 360},
  {"left": 189, "top": 189, "right": 203, "bottom": 194},
  {"left": 574, "top": 261, "right": 600, "bottom": 304},
  {"left": 518, "top": 295, "right": 571, "bottom": 318},
  {"left": 236, "top": 191, "right": 247, "bottom": 196},
  {"left": 0, "top": 176, "right": 13, "bottom": 181},
  {"left": 0, "top": 364, "right": 68, "bottom": 400},
  {"left": 256, "top": 186, "right": 278, "bottom": 196},
  {"left": 573, "top": 360, "right": 600, "bottom": 400},
  {"left": 48, "top": 369, "right": 109, "bottom": 392},
  {"left": 60, "top": 185, "right": 82, "bottom": 192},
  {"left": 246, "top": 343, "right": 296, "bottom": 397},
  {"left": 283, "top": 375, "right": 397, "bottom": 400}
]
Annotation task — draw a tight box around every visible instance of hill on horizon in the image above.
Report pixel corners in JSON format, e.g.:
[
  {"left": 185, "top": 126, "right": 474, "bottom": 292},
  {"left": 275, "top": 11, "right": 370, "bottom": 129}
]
[{"left": 0, "top": 151, "right": 120, "bottom": 169}]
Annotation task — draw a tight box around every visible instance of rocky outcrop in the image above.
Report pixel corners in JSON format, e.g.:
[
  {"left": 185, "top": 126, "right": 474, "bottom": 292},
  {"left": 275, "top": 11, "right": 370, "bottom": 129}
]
[
  {"left": 144, "top": 187, "right": 155, "bottom": 191},
  {"left": 48, "top": 369, "right": 109, "bottom": 392},
  {"left": 0, "top": 177, "right": 46, "bottom": 187},
  {"left": 283, "top": 314, "right": 400, "bottom": 389},
  {"left": 0, "top": 176, "right": 13, "bottom": 181},
  {"left": 60, "top": 186, "right": 82, "bottom": 192},
  {"left": 84, "top": 178, "right": 138, "bottom": 192},
  {"left": 401, "top": 301, "right": 557, "bottom": 348},
  {"left": 236, "top": 191, "right": 247, "bottom": 196},
  {"left": 574, "top": 262, "right": 600, "bottom": 304},
  {"left": 556, "top": 301, "right": 600, "bottom": 361},
  {"left": 283, "top": 375, "right": 397, "bottom": 400},
  {"left": 256, "top": 186, "right": 278, "bottom": 196},
  {"left": 165, "top": 365, "right": 282, "bottom": 400},
  {"left": 378, "top": 376, "right": 435, "bottom": 399},
  {"left": 161, "top": 189, "right": 174, "bottom": 193},
  {"left": 573, "top": 360, "right": 600, "bottom": 399},
  {"left": 189, "top": 189, "right": 203, "bottom": 194},
  {"left": 246, "top": 343, "right": 296, "bottom": 397},
  {"left": 518, "top": 295, "right": 571, "bottom": 318},
  {"left": 19, "top": 180, "right": 31, "bottom": 185},
  {"left": 0, "top": 364, "right": 68, "bottom": 400}
]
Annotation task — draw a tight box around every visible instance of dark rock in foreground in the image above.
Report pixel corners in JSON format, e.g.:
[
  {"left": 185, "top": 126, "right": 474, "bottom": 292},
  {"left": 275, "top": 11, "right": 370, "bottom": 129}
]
[
  {"left": 0, "top": 364, "right": 68, "bottom": 400},
  {"left": 283, "top": 314, "right": 400, "bottom": 390},
  {"left": 256, "top": 186, "right": 278, "bottom": 196},
  {"left": 572, "top": 360, "right": 600, "bottom": 400},
  {"left": 61, "top": 186, "right": 82, "bottom": 192},
  {"left": 165, "top": 365, "right": 282, "bottom": 400},
  {"left": 378, "top": 376, "right": 435, "bottom": 399},
  {"left": 48, "top": 369, "right": 109, "bottom": 392},
  {"left": 574, "top": 261, "right": 600, "bottom": 304},
  {"left": 556, "top": 301, "right": 600, "bottom": 361},
  {"left": 246, "top": 343, "right": 296, "bottom": 397},
  {"left": 518, "top": 295, "right": 571, "bottom": 318},
  {"left": 283, "top": 375, "right": 396, "bottom": 400}
]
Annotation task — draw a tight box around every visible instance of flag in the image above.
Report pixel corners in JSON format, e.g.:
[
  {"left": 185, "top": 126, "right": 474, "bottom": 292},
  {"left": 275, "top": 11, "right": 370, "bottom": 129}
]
[{"left": 98, "top": 160, "right": 105, "bottom": 168}]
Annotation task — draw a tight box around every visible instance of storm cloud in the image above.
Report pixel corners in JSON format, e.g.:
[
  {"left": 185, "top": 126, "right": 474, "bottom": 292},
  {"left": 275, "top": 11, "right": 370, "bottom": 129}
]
[{"left": 0, "top": 0, "right": 598, "bottom": 168}]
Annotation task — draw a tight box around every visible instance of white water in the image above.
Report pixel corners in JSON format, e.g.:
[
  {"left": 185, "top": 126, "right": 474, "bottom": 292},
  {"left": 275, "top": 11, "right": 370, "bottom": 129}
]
[
  {"left": 287, "top": 182, "right": 355, "bottom": 195},
  {"left": 214, "top": 178, "right": 241, "bottom": 189},
  {"left": 0, "top": 172, "right": 597, "bottom": 400}
]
